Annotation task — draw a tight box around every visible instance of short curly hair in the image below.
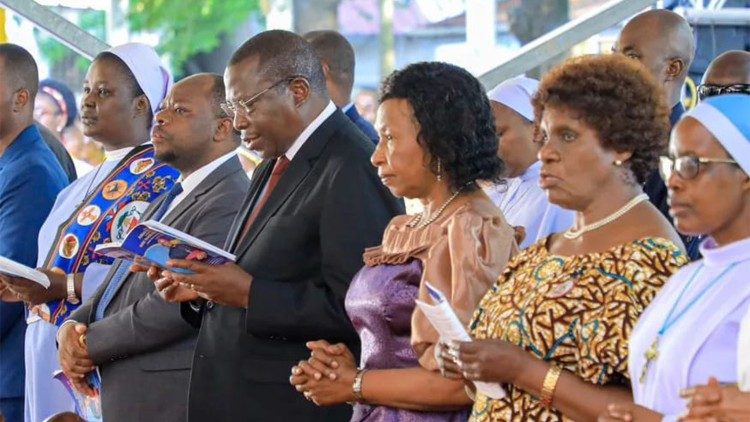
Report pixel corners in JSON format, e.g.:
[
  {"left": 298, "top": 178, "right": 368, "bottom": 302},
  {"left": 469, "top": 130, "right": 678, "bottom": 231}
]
[
  {"left": 379, "top": 62, "right": 504, "bottom": 191},
  {"left": 532, "top": 54, "right": 670, "bottom": 184}
]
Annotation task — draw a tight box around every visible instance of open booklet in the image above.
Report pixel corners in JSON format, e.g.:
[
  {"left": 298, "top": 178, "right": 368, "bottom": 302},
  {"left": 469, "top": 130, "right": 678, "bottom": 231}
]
[
  {"left": 0, "top": 256, "right": 50, "bottom": 288},
  {"left": 53, "top": 369, "right": 102, "bottom": 422},
  {"left": 94, "top": 220, "right": 235, "bottom": 274},
  {"left": 415, "top": 282, "right": 506, "bottom": 399}
]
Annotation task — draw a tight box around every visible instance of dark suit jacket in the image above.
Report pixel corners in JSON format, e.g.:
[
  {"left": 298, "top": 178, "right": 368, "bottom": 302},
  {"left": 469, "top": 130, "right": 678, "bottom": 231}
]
[
  {"left": 69, "top": 157, "right": 250, "bottom": 422},
  {"left": 0, "top": 125, "right": 67, "bottom": 401},
  {"left": 183, "top": 110, "right": 403, "bottom": 421},
  {"left": 345, "top": 105, "right": 379, "bottom": 144}
]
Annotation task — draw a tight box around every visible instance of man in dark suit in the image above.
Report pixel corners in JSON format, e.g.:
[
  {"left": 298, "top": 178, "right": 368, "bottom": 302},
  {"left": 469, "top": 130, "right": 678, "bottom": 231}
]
[
  {"left": 56, "top": 74, "right": 249, "bottom": 422},
  {"left": 155, "top": 30, "right": 403, "bottom": 421},
  {"left": 303, "top": 30, "right": 379, "bottom": 144},
  {"left": 0, "top": 43, "right": 68, "bottom": 422},
  {"left": 613, "top": 9, "right": 701, "bottom": 259}
]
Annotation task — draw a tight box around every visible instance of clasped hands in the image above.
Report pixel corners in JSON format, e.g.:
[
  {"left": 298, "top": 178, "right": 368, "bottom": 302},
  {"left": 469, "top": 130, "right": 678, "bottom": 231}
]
[
  {"left": 131, "top": 260, "right": 252, "bottom": 308},
  {"left": 0, "top": 270, "right": 69, "bottom": 305},
  {"left": 289, "top": 340, "right": 359, "bottom": 406}
]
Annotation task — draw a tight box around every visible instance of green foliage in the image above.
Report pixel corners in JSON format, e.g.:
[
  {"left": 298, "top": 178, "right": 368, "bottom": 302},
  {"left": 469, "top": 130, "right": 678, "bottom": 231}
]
[
  {"left": 34, "top": 9, "right": 106, "bottom": 73},
  {"left": 128, "top": 0, "right": 260, "bottom": 69}
]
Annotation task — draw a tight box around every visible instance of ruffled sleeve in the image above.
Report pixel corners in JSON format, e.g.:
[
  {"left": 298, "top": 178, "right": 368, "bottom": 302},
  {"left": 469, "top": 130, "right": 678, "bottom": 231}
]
[{"left": 413, "top": 201, "right": 519, "bottom": 370}]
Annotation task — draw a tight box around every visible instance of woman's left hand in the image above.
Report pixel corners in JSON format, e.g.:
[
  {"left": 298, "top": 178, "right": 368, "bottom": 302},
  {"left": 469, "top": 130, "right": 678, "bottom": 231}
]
[
  {"left": 438, "top": 339, "right": 529, "bottom": 384},
  {"left": 597, "top": 403, "right": 663, "bottom": 422},
  {"left": 290, "top": 341, "right": 358, "bottom": 406},
  {"left": 679, "top": 377, "right": 750, "bottom": 421}
]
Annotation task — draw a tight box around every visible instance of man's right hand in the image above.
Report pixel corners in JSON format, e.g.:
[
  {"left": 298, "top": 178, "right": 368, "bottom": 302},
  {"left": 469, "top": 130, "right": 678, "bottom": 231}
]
[{"left": 58, "top": 322, "right": 96, "bottom": 396}]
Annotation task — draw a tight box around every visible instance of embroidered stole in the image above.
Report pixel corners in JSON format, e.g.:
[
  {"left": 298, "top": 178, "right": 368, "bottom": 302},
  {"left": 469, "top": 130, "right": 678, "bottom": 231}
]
[{"left": 30, "top": 146, "right": 180, "bottom": 326}]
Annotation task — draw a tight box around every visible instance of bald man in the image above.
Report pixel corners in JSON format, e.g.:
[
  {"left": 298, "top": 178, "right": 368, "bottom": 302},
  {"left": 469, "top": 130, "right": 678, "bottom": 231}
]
[
  {"left": 303, "top": 30, "right": 379, "bottom": 144},
  {"left": 614, "top": 9, "right": 701, "bottom": 259},
  {"left": 699, "top": 50, "right": 750, "bottom": 100},
  {"left": 0, "top": 43, "right": 68, "bottom": 422},
  {"left": 59, "top": 74, "right": 250, "bottom": 422}
]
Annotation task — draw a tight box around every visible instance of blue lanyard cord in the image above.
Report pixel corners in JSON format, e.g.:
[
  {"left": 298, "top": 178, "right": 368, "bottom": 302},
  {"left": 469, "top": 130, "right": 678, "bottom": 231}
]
[{"left": 658, "top": 262, "right": 738, "bottom": 336}]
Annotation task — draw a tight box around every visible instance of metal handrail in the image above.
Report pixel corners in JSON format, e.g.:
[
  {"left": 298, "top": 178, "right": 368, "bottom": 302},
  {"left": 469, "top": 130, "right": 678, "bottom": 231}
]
[
  {"left": 0, "top": 0, "right": 108, "bottom": 60},
  {"left": 477, "top": 0, "right": 655, "bottom": 88}
]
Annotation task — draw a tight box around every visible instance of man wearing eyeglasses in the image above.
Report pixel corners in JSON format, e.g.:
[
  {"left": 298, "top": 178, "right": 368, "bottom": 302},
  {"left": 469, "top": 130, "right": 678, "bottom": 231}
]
[
  {"left": 698, "top": 50, "right": 750, "bottom": 101},
  {"left": 153, "top": 30, "right": 403, "bottom": 421},
  {"left": 613, "top": 9, "right": 702, "bottom": 260}
]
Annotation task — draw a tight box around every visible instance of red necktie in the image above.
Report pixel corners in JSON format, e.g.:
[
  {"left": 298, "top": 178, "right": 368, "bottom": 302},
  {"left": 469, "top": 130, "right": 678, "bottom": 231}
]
[{"left": 239, "top": 156, "right": 291, "bottom": 240}]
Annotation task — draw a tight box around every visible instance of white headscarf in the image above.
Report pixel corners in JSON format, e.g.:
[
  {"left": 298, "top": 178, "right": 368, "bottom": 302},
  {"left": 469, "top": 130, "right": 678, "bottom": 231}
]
[
  {"left": 487, "top": 75, "right": 539, "bottom": 122},
  {"left": 106, "top": 43, "right": 172, "bottom": 115}
]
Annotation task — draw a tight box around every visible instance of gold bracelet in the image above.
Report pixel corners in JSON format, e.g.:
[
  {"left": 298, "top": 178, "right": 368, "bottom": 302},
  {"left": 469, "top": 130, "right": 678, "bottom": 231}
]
[
  {"left": 352, "top": 368, "right": 367, "bottom": 403},
  {"left": 539, "top": 365, "right": 562, "bottom": 408}
]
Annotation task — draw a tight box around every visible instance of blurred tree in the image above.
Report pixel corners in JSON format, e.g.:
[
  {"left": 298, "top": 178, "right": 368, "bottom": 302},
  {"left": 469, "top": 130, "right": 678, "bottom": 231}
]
[
  {"left": 128, "top": 0, "right": 261, "bottom": 71},
  {"left": 35, "top": 8, "right": 106, "bottom": 91},
  {"left": 508, "top": 0, "right": 569, "bottom": 78}
]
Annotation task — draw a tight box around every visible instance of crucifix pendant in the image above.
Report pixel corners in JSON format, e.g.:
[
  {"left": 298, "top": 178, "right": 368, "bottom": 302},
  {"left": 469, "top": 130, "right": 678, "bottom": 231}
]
[{"left": 639, "top": 337, "right": 659, "bottom": 384}]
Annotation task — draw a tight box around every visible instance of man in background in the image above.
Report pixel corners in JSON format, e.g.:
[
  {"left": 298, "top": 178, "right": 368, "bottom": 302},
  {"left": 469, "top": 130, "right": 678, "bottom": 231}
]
[
  {"left": 613, "top": 9, "right": 700, "bottom": 259},
  {"left": 304, "top": 30, "right": 379, "bottom": 144}
]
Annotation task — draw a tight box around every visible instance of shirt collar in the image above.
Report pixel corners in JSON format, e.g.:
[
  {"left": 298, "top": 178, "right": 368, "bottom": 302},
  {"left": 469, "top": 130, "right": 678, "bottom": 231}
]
[
  {"left": 341, "top": 102, "right": 355, "bottom": 113},
  {"left": 284, "top": 101, "right": 336, "bottom": 161},
  {"left": 177, "top": 151, "right": 236, "bottom": 197},
  {"left": 699, "top": 236, "right": 750, "bottom": 267},
  {"left": 0, "top": 125, "right": 41, "bottom": 165},
  {"left": 104, "top": 140, "right": 152, "bottom": 162}
]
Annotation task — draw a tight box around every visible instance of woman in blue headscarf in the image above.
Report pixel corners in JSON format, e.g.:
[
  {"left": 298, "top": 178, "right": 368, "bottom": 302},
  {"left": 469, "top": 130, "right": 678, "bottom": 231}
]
[{"left": 601, "top": 94, "right": 750, "bottom": 421}]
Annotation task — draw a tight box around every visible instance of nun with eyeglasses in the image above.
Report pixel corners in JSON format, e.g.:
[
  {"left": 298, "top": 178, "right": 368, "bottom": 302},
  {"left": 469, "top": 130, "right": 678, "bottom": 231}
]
[{"left": 601, "top": 94, "right": 750, "bottom": 422}]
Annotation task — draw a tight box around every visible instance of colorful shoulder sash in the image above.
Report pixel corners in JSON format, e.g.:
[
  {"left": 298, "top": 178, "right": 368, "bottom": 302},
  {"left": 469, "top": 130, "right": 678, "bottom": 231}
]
[{"left": 31, "top": 145, "right": 179, "bottom": 326}]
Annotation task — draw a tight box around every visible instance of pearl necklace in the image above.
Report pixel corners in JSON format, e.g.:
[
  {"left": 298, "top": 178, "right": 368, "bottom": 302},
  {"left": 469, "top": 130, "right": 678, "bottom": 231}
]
[
  {"left": 563, "top": 193, "right": 649, "bottom": 239},
  {"left": 407, "top": 187, "right": 464, "bottom": 229}
]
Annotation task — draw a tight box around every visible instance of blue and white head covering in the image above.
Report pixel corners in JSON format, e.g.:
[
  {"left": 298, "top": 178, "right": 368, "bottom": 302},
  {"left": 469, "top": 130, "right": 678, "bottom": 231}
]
[
  {"left": 684, "top": 94, "right": 750, "bottom": 175},
  {"left": 106, "top": 42, "right": 172, "bottom": 116},
  {"left": 487, "top": 75, "right": 539, "bottom": 122}
]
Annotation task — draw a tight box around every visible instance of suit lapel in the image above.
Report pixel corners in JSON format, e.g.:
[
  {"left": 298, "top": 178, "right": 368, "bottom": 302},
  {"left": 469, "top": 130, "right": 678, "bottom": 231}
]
[
  {"left": 161, "top": 157, "right": 243, "bottom": 227},
  {"left": 232, "top": 110, "right": 345, "bottom": 259}
]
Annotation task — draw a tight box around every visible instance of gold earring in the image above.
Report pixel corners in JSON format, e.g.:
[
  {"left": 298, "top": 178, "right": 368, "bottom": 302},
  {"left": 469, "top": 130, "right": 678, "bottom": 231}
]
[{"left": 436, "top": 158, "right": 442, "bottom": 182}]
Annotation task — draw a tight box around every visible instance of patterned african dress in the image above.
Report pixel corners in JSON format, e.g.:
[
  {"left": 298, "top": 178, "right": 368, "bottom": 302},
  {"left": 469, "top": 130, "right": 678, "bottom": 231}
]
[{"left": 469, "top": 237, "right": 687, "bottom": 421}]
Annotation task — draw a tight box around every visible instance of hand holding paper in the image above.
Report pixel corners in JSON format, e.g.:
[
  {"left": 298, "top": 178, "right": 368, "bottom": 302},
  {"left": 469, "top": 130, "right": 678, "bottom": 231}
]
[{"left": 416, "top": 282, "right": 506, "bottom": 399}]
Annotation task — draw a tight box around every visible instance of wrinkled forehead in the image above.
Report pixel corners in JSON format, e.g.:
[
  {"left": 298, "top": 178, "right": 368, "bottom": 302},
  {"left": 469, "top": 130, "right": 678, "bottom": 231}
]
[{"left": 224, "top": 56, "right": 269, "bottom": 100}]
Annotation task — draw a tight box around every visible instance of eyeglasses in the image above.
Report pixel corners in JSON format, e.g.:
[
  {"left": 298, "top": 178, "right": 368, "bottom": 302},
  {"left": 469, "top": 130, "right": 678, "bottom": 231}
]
[
  {"left": 697, "top": 83, "right": 750, "bottom": 101},
  {"left": 659, "top": 155, "right": 738, "bottom": 181},
  {"left": 221, "top": 76, "right": 303, "bottom": 117}
]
